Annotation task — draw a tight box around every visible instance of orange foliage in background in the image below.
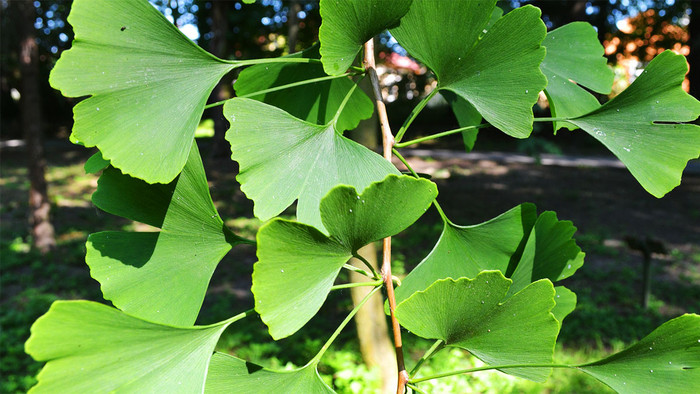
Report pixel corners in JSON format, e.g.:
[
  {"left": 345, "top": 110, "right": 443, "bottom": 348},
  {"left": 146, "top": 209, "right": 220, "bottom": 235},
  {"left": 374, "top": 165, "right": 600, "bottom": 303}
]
[{"left": 604, "top": 9, "right": 690, "bottom": 94}]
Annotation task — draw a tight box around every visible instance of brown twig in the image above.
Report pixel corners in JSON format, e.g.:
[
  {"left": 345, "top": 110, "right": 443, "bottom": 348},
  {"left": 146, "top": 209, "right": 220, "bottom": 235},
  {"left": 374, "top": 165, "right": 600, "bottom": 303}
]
[{"left": 363, "top": 38, "right": 407, "bottom": 394}]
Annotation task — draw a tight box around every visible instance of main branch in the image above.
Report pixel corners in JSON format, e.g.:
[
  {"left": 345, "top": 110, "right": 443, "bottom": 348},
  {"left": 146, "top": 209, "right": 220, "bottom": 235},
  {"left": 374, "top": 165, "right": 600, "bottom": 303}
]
[{"left": 363, "top": 38, "right": 408, "bottom": 394}]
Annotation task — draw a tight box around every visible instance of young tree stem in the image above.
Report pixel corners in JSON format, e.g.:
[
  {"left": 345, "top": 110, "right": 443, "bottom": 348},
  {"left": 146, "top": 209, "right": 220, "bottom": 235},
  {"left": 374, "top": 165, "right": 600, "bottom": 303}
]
[
  {"left": 394, "top": 123, "right": 490, "bottom": 148},
  {"left": 363, "top": 38, "right": 408, "bottom": 394}
]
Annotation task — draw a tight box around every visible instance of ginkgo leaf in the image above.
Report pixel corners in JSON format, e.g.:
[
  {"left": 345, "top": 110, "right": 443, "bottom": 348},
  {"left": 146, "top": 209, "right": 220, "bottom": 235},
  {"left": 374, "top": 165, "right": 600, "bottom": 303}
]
[
  {"left": 224, "top": 97, "right": 399, "bottom": 231},
  {"left": 391, "top": 2, "right": 547, "bottom": 138},
  {"left": 397, "top": 272, "right": 559, "bottom": 382},
  {"left": 205, "top": 353, "right": 334, "bottom": 393},
  {"left": 86, "top": 143, "right": 246, "bottom": 326},
  {"left": 579, "top": 314, "right": 700, "bottom": 393},
  {"left": 25, "top": 301, "right": 249, "bottom": 393},
  {"left": 50, "top": 0, "right": 235, "bottom": 183},
  {"left": 234, "top": 45, "right": 373, "bottom": 132},
  {"left": 319, "top": 0, "right": 412, "bottom": 75},
  {"left": 395, "top": 204, "right": 537, "bottom": 304},
  {"left": 395, "top": 204, "right": 583, "bottom": 324},
  {"left": 508, "top": 211, "right": 585, "bottom": 297},
  {"left": 569, "top": 50, "right": 700, "bottom": 198},
  {"left": 541, "top": 22, "right": 613, "bottom": 131},
  {"left": 253, "top": 175, "right": 437, "bottom": 339}
]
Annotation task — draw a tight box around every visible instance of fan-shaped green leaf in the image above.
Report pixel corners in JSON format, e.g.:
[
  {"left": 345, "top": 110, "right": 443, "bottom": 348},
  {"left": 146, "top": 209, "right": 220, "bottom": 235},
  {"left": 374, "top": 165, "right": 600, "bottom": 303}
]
[
  {"left": 508, "top": 211, "right": 585, "bottom": 296},
  {"left": 206, "top": 353, "right": 334, "bottom": 393},
  {"left": 50, "top": 0, "right": 235, "bottom": 183},
  {"left": 319, "top": 0, "right": 412, "bottom": 75},
  {"left": 395, "top": 205, "right": 582, "bottom": 324},
  {"left": 397, "top": 272, "right": 559, "bottom": 382},
  {"left": 541, "top": 22, "right": 613, "bottom": 131},
  {"left": 395, "top": 204, "right": 537, "bottom": 304},
  {"left": 25, "top": 301, "right": 248, "bottom": 393},
  {"left": 569, "top": 50, "right": 700, "bottom": 198},
  {"left": 86, "top": 143, "right": 245, "bottom": 326},
  {"left": 579, "top": 314, "right": 700, "bottom": 393},
  {"left": 234, "top": 45, "right": 373, "bottom": 132},
  {"left": 390, "top": 2, "right": 547, "bottom": 138},
  {"left": 253, "top": 175, "right": 437, "bottom": 339},
  {"left": 320, "top": 174, "right": 438, "bottom": 251},
  {"left": 224, "top": 98, "right": 399, "bottom": 231}
]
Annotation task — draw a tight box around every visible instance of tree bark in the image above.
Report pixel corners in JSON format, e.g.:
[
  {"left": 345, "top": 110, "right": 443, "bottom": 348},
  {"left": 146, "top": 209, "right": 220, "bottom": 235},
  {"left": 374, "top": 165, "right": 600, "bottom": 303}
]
[
  {"left": 16, "top": 1, "right": 55, "bottom": 254},
  {"left": 287, "top": 0, "right": 302, "bottom": 53},
  {"left": 349, "top": 245, "right": 397, "bottom": 394}
]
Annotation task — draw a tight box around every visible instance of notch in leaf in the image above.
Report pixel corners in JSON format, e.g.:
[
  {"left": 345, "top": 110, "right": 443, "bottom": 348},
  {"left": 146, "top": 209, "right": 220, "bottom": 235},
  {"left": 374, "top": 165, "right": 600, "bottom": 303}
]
[
  {"left": 252, "top": 175, "right": 437, "bottom": 339},
  {"left": 86, "top": 143, "right": 248, "bottom": 326}
]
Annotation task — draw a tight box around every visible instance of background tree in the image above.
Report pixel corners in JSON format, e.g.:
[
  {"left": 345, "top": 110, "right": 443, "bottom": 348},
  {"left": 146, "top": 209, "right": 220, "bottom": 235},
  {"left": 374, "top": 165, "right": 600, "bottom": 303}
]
[{"left": 12, "top": 1, "right": 55, "bottom": 254}]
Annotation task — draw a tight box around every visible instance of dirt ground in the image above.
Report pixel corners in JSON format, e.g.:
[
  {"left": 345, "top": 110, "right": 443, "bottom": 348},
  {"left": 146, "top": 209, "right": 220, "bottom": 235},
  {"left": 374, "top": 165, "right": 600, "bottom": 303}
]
[{"left": 395, "top": 149, "right": 700, "bottom": 244}]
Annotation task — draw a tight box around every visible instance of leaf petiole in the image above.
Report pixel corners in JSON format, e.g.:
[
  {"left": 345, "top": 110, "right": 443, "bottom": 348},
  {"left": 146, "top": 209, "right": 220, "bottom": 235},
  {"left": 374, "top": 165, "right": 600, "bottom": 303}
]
[
  {"left": 409, "top": 339, "right": 445, "bottom": 378},
  {"left": 406, "top": 383, "right": 428, "bottom": 394},
  {"left": 309, "top": 285, "right": 383, "bottom": 365},
  {"left": 533, "top": 117, "right": 574, "bottom": 122},
  {"left": 221, "top": 308, "right": 257, "bottom": 325},
  {"left": 223, "top": 57, "right": 324, "bottom": 67},
  {"left": 342, "top": 263, "right": 373, "bottom": 278},
  {"left": 410, "top": 363, "right": 573, "bottom": 384},
  {"left": 240, "top": 72, "right": 360, "bottom": 99},
  {"left": 331, "top": 75, "right": 365, "bottom": 125},
  {"left": 331, "top": 279, "right": 383, "bottom": 291},
  {"left": 392, "top": 148, "right": 453, "bottom": 225},
  {"left": 352, "top": 252, "right": 379, "bottom": 277},
  {"left": 204, "top": 72, "right": 360, "bottom": 110},
  {"left": 394, "top": 123, "right": 491, "bottom": 148},
  {"left": 395, "top": 87, "right": 440, "bottom": 143},
  {"left": 392, "top": 148, "right": 419, "bottom": 178}
]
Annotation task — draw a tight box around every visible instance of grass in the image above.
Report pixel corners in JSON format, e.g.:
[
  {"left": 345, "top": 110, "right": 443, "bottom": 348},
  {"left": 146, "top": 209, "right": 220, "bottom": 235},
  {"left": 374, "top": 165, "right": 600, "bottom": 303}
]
[{"left": 1, "top": 146, "right": 698, "bottom": 393}]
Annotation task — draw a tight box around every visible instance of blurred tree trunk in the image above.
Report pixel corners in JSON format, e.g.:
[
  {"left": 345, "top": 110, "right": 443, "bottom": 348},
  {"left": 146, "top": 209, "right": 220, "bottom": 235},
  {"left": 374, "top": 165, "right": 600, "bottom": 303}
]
[
  {"left": 208, "top": 0, "right": 234, "bottom": 159},
  {"left": 349, "top": 245, "right": 397, "bottom": 394},
  {"left": 16, "top": 1, "right": 55, "bottom": 254},
  {"left": 349, "top": 78, "right": 397, "bottom": 393},
  {"left": 287, "top": 0, "right": 302, "bottom": 53}
]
